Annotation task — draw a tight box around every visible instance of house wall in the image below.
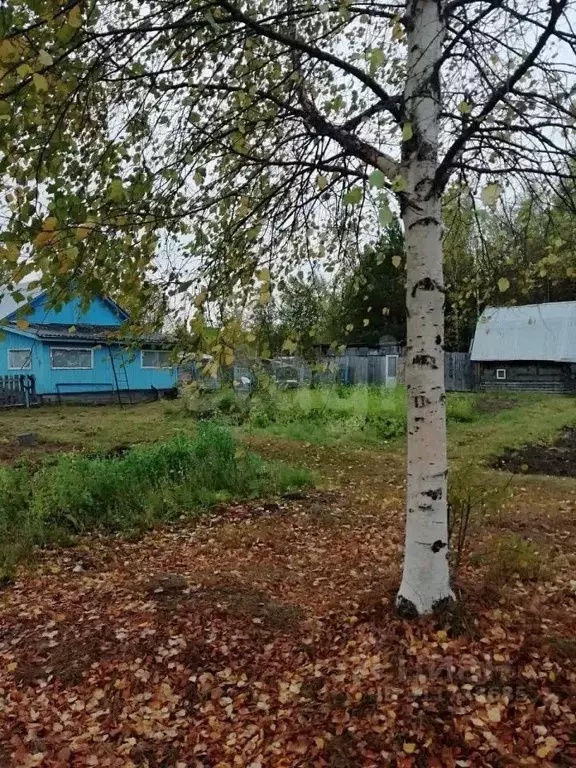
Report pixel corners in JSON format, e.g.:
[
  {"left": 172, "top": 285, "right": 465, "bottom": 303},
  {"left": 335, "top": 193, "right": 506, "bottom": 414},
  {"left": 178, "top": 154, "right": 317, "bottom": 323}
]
[
  {"left": 13, "top": 295, "right": 124, "bottom": 326},
  {"left": 0, "top": 332, "right": 177, "bottom": 396},
  {"left": 478, "top": 361, "right": 576, "bottom": 394}
]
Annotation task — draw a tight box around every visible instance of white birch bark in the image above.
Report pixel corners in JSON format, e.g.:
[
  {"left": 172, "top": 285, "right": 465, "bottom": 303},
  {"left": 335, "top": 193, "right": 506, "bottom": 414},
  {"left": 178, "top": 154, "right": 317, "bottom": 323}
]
[{"left": 396, "top": 0, "right": 454, "bottom": 616}]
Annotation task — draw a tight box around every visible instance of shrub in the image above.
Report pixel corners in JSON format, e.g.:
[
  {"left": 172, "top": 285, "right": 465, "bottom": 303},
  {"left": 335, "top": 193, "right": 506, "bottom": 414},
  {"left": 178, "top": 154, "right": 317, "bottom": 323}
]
[
  {"left": 448, "top": 460, "right": 511, "bottom": 570},
  {"left": 0, "top": 424, "right": 312, "bottom": 574}
]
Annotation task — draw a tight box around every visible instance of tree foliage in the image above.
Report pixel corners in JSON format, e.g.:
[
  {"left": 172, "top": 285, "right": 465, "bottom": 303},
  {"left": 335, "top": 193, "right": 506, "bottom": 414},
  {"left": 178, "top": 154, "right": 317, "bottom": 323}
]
[{"left": 0, "top": 0, "right": 574, "bottom": 316}]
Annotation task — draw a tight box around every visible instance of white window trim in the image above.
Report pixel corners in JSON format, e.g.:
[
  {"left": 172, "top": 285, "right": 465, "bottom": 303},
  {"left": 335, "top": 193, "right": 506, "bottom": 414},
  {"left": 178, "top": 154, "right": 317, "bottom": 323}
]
[
  {"left": 8, "top": 348, "right": 32, "bottom": 371},
  {"left": 50, "top": 346, "right": 94, "bottom": 370},
  {"left": 496, "top": 368, "right": 507, "bottom": 380},
  {"left": 141, "top": 349, "right": 172, "bottom": 369}
]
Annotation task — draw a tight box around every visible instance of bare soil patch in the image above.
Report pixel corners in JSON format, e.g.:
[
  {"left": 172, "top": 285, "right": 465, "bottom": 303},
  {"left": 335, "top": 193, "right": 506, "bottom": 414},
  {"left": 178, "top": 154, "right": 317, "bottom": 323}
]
[{"left": 493, "top": 427, "right": 576, "bottom": 476}]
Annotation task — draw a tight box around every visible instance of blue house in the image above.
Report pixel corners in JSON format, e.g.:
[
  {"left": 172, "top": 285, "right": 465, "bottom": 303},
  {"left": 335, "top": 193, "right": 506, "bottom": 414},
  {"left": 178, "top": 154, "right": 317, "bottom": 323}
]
[{"left": 0, "top": 285, "right": 178, "bottom": 403}]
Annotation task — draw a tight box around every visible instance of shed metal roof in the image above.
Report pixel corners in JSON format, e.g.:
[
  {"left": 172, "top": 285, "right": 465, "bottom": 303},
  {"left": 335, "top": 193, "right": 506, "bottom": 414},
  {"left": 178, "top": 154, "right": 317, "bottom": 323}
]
[{"left": 470, "top": 302, "right": 576, "bottom": 363}]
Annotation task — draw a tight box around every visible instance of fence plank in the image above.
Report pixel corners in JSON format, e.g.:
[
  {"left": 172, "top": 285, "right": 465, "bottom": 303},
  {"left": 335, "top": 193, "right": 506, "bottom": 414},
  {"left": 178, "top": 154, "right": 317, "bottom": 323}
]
[{"left": 0, "top": 375, "right": 37, "bottom": 407}]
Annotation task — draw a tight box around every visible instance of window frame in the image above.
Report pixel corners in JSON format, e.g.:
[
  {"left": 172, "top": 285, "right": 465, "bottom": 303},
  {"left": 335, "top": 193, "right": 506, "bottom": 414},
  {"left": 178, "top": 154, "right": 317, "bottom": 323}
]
[
  {"left": 8, "top": 348, "right": 32, "bottom": 371},
  {"left": 496, "top": 368, "right": 507, "bottom": 380},
  {"left": 50, "top": 346, "right": 94, "bottom": 370},
  {"left": 141, "top": 349, "right": 172, "bottom": 369}
]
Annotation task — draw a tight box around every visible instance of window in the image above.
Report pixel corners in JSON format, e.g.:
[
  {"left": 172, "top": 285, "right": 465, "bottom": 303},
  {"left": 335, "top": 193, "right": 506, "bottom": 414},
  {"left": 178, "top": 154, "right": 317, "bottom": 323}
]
[
  {"left": 141, "top": 349, "right": 172, "bottom": 369},
  {"left": 496, "top": 368, "right": 507, "bottom": 380},
  {"left": 8, "top": 348, "right": 32, "bottom": 370},
  {"left": 51, "top": 347, "right": 93, "bottom": 369}
]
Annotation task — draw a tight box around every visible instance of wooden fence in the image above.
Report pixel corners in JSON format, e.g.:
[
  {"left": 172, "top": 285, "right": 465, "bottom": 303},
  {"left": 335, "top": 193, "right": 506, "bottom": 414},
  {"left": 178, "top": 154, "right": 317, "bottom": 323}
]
[
  {"left": 0, "top": 375, "right": 37, "bottom": 407},
  {"left": 444, "top": 352, "right": 474, "bottom": 392}
]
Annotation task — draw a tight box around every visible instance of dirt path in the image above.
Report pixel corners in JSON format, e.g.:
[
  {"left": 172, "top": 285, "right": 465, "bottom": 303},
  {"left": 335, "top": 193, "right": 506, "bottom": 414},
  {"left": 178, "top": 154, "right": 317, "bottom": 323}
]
[{"left": 1, "top": 438, "right": 576, "bottom": 767}]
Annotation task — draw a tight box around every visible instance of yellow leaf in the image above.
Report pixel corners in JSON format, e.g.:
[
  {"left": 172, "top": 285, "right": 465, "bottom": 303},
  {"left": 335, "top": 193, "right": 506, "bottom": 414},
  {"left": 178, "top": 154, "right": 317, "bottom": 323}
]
[
  {"left": 402, "top": 122, "right": 413, "bottom": 141},
  {"left": 42, "top": 216, "right": 58, "bottom": 231},
  {"left": 194, "top": 290, "right": 207, "bottom": 307},
  {"left": 486, "top": 705, "right": 501, "bottom": 723},
  {"left": 68, "top": 5, "right": 83, "bottom": 28},
  {"left": 16, "top": 319, "right": 30, "bottom": 330},
  {"left": 497, "top": 277, "right": 510, "bottom": 293},
  {"left": 33, "top": 73, "right": 48, "bottom": 92},
  {"left": 536, "top": 736, "right": 558, "bottom": 758},
  {"left": 0, "top": 39, "right": 20, "bottom": 64},
  {"left": 392, "top": 255, "right": 402, "bottom": 268},
  {"left": 34, "top": 230, "right": 55, "bottom": 248},
  {"left": 257, "top": 268, "right": 270, "bottom": 282},
  {"left": 403, "top": 743, "right": 416, "bottom": 754},
  {"left": 75, "top": 222, "right": 94, "bottom": 240},
  {"left": 345, "top": 323, "right": 354, "bottom": 333},
  {"left": 363, "top": 318, "right": 370, "bottom": 327}
]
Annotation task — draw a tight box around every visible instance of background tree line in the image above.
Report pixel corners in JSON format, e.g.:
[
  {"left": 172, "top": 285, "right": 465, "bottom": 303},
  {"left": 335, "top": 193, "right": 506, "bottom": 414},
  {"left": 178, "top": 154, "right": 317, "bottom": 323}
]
[{"left": 248, "top": 180, "right": 576, "bottom": 359}]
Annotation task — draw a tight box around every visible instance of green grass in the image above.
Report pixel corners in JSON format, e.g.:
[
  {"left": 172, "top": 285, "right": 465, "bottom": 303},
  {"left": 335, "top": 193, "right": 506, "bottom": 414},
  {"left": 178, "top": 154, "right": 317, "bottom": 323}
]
[
  {"left": 0, "top": 423, "right": 311, "bottom": 581},
  {"left": 448, "top": 392, "right": 576, "bottom": 462}
]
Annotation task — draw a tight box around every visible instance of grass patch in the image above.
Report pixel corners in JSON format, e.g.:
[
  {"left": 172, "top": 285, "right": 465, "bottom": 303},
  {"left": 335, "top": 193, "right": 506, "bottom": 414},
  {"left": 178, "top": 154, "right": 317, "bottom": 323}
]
[{"left": 0, "top": 423, "right": 311, "bottom": 581}]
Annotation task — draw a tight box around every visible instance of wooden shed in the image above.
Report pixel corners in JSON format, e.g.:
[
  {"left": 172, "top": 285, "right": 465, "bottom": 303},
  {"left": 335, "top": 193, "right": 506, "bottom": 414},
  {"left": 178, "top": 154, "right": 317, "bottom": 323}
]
[{"left": 470, "top": 302, "right": 576, "bottom": 394}]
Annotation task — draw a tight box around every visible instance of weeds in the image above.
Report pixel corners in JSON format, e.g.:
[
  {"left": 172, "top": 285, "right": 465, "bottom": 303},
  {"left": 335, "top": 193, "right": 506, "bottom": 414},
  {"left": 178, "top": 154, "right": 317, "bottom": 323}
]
[
  {"left": 0, "top": 423, "right": 311, "bottom": 581},
  {"left": 477, "top": 534, "right": 551, "bottom": 586},
  {"left": 180, "top": 384, "right": 482, "bottom": 446}
]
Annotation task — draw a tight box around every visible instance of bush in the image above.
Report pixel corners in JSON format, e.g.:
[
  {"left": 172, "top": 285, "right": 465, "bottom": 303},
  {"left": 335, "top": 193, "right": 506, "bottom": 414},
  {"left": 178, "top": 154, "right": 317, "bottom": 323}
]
[
  {"left": 0, "top": 424, "right": 312, "bottom": 576},
  {"left": 448, "top": 460, "right": 511, "bottom": 570}
]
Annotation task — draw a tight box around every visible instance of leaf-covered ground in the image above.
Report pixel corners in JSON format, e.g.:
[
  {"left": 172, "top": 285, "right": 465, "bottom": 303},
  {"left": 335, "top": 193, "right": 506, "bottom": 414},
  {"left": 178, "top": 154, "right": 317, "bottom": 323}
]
[{"left": 1, "top": 440, "right": 576, "bottom": 767}]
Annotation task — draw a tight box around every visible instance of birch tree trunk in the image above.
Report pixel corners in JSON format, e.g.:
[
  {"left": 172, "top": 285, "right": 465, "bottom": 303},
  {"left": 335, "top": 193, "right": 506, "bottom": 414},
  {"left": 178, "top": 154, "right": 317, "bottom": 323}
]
[{"left": 396, "top": 0, "right": 454, "bottom": 616}]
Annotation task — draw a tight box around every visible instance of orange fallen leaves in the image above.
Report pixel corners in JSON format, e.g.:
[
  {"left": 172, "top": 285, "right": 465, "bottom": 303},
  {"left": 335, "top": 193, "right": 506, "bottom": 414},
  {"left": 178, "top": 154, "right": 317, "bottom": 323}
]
[{"left": 0, "top": 441, "right": 576, "bottom": 767}]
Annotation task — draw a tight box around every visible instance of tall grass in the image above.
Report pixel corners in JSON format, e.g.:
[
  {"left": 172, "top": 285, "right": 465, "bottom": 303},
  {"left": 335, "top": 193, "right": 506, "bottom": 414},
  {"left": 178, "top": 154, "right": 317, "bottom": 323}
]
[
  {"left": 181, "top": 384, "right": 480, "bottom": 445},
  {"left": 0, "top": 423, "right": 311, "bottom": 581}
]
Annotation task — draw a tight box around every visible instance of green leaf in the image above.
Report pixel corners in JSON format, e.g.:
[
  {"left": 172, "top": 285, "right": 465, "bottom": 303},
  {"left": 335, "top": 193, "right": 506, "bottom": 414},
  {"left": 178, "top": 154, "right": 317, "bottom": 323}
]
[
  {"left": 481, "top": 183, "right": 502, "bottom": 207},
  {"left": 458, "top": 100, "right": 472, "bottom": 114},
  {"left": 369, "top": 48, "right": 385, "bottom": 74},
  {"left": 392, "top": 174, "right": 407, "bottom": 193},
  {"left": 107, "top": 179, "right": 125, "bottom": 202},
  {"left": 392, "top": 255, "right": 402, "bottom": 268},
  {"left": 379, "top": 203, "right": 393, "bottom": 226},
  {"left": 345, "top": 323, "right": 354, "bottom": 333},
  {"left": 369, "top": 170, "right": 386, "bottom": 188},
  {"left": 498, "top": 277, "right": 510, "bottom": 292},
  {"left": 33, "top": 73, "right": 48, "bottom": 92},
  {"left": 343, "top": 187, "right": 363, "bottom": 205},
  {"left": 402, "top": 123, "right": 413, "bottom": 141},
  {"left": 38, "top": 50, "right": 53, "bottom": 67},
  {"left": 317, "top": 175, "right": 328, "bottom": 190}
]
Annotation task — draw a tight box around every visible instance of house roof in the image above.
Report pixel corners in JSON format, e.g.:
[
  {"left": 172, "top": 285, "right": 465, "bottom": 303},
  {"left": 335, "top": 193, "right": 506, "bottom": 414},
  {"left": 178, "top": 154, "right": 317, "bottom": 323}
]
[
  {"left": 0, "top": 282, "right": 129, "bottom": 323},
  {"left": 470, "top": 302, "right": 576, "bottom": 363},
  {"left": 3, "top": 321, "right": 170, "bottom": 346}
]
